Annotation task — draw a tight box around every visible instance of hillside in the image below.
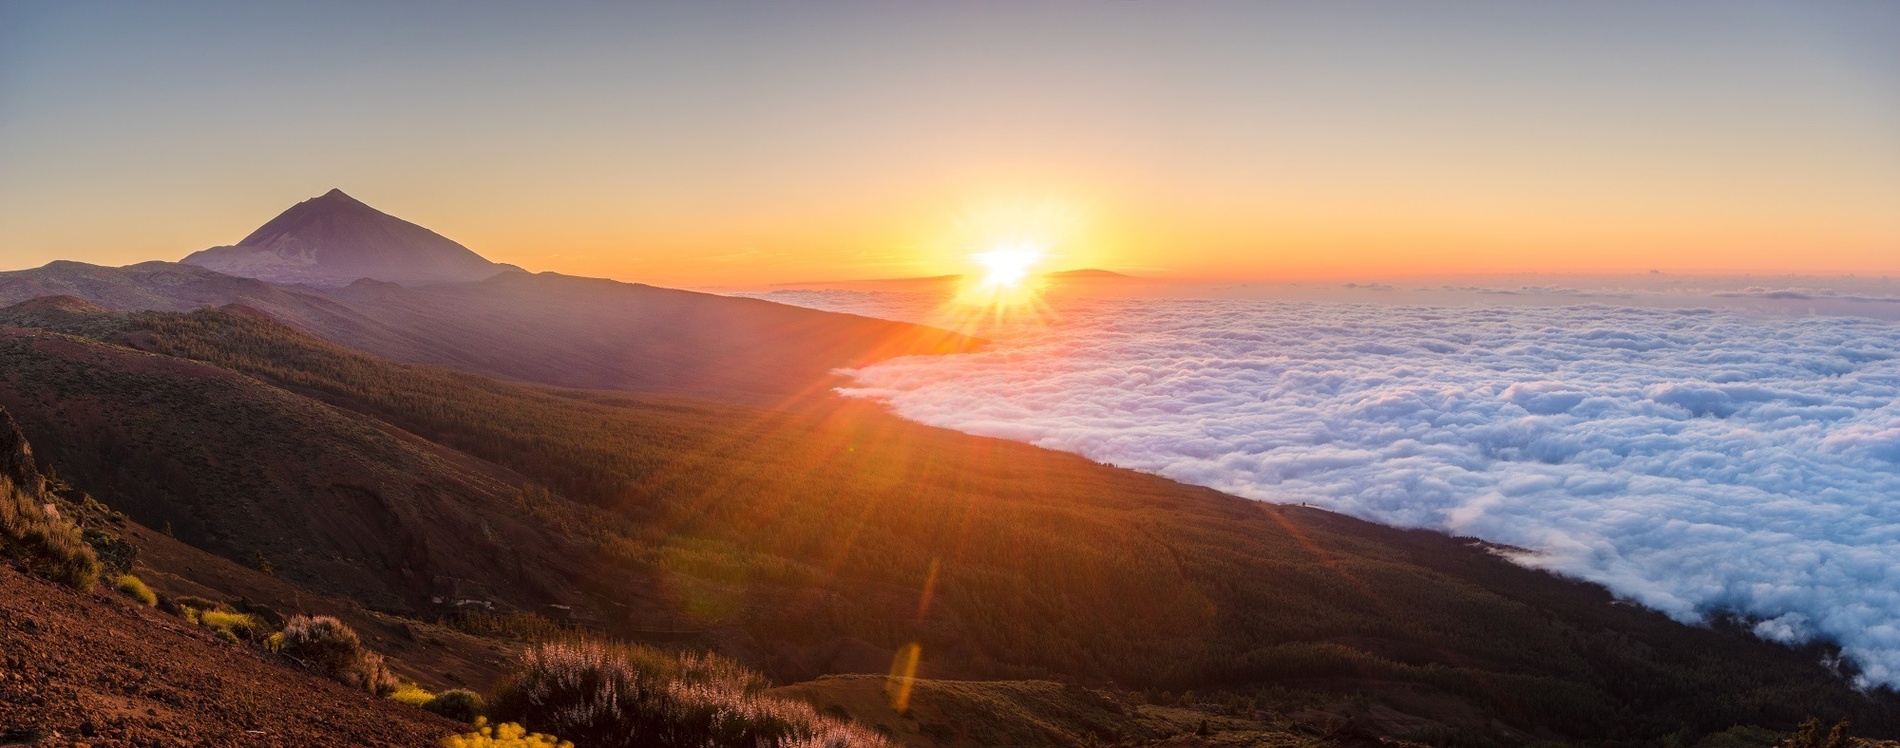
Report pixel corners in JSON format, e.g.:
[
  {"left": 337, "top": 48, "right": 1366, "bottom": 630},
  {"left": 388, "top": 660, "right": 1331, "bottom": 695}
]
[
  {"left": 3, "top": 301, "right": 1894, "bottom": 744},
  {"left": 0, "top": 405, "right": 460, "bottom": 746},
  {"left": 0, "top": 260, "right": 978, "bottom": 402},
  {"left": 0, "top": 323, "right": 594, "bottom": 611},
  {"left": 0, "top": 564, "right": 462, "bottom": 746},
  {"left": 182, "top": 189, "right": 512, "bottom": 287}
]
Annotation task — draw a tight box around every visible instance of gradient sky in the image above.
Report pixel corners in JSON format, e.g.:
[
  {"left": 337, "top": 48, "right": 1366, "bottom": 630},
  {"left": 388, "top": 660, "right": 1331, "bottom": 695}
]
[{"left": 3, "top": 1, "right": 1897, "bottom": 285}]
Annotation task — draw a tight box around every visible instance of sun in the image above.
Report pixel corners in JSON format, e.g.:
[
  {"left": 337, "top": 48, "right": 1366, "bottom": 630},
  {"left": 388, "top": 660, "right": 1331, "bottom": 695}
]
[
  {"left": 941, "top": 241, "right": 1056, "bottom": 329},
  {"left": 971, "top": 242, "right": 1045, "bottom": 289}
]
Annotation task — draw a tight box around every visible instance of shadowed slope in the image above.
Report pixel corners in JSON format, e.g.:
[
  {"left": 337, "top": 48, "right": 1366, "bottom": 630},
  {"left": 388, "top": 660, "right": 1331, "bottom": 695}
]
[
  {"left": 0, "top": 408, "right": 460, "bottom": 746},
  {"left": 3, "top": 301, "right": 1893, "bottom": 743},
  {"left": 0, "top": 261, "right": 978, "bottom": 402},
  {"left": 0, "top": 324, "right": 592, "bottom": 611}
]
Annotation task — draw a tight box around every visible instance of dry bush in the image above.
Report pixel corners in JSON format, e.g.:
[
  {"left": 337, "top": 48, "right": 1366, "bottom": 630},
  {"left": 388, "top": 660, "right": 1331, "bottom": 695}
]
[
  {"left": 0, "top": 474, "right": 100, "bottom": 590},
  {"left": 279, "top": 615, "right": 398, "bottom": 695},
  {"left": 492, "top": 641, "right": 890, "bottom": 748}
]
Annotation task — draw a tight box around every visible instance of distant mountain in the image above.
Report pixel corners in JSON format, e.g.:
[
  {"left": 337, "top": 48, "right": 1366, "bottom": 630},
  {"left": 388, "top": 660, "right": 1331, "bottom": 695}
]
[
  {"left": 181, "top": 189, "right": 514, "bottom": 287},
  {"left": 1044, "top": 268, "right": 1131, "bottom": 279},
  {"left": 0, "top": 260, "right": 979, "bottom": 403},
  {"left": 771, "top": 268, "right": 1133, "bottom": 289}
]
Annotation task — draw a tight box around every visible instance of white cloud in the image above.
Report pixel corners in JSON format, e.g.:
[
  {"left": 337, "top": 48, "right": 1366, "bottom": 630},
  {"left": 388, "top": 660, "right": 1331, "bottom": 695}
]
[{"left": 772, "top": 291, "right": 1900, "bottom": 687}]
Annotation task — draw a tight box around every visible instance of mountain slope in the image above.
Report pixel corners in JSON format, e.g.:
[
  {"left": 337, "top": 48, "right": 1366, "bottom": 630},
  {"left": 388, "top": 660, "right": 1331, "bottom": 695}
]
[
  {"left": 3, "top": 301, "right": 1892, "bottom": 743},
  {"left": 0, "top": 559, "right": 465, "bottom": 746},
  {"left": 182, "top": 189, "right": 510, "bottom": 287},
  {"left": 0, "top": 261, "right": 979, "bottom": 402},
  {"left": 0, "top": 324, "right": 594, "bottom": 612},
  {"left": 0, "top": 406, "right": 459, "bottom": 747}
]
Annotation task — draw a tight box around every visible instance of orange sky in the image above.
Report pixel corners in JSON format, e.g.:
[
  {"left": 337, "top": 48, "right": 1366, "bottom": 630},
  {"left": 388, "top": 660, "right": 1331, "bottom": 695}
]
[{"left": 2, "top": 3, "right": 1897, "bottom": 286}]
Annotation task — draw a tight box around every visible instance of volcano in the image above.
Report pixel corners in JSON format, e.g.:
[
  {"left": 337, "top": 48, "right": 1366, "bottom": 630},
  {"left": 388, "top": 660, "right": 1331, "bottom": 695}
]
[{"left": 181, "top": 189, "right": 514, "bottom": 287}]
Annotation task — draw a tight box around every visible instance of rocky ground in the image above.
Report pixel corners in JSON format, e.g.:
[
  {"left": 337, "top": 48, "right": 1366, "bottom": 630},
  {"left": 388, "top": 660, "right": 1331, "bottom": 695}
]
[{"left": 0, "top": 564, "right": 457, "bottom": 747}]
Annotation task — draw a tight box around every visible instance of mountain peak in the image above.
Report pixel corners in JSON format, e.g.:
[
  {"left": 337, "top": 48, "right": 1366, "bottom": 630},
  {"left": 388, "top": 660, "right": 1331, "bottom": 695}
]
[{"left": 181, "top": 190, "right": 506, "bottom": 288}]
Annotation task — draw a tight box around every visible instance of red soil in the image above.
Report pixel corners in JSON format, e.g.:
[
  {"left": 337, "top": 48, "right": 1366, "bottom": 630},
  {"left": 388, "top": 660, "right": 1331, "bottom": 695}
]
[{"left": 0, "top": 564, "right": 459, "bottom": 747}]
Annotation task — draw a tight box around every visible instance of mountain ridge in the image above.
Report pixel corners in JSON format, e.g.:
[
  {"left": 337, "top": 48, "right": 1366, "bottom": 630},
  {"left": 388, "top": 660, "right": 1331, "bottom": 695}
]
[
  {"left": 181, "top": 189, "right": 516, "bottom": 287},
  {"left": 0, "top": 259, "right": 981, "bottom": 402}
]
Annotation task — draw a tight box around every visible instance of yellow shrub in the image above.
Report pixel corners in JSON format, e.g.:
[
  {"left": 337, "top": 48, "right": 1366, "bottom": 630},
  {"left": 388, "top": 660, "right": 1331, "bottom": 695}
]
[
  {"left": 113, "top": 574, "right": 157, "bottom": 606},
  {"left": 391, "top": 683, "right": 435, "bottom": 707},
  {"left": 198, "top": 609, "right": 263, "bottom": 640},
  {"left": 441, "top": 718, "right": 572, "bottom": 748}
]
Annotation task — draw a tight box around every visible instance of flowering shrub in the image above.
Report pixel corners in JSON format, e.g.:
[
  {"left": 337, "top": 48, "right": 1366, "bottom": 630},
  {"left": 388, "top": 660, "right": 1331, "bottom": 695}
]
[
  {"left": 441, "top": 718, "right": 572, "bottom": 748},
  {"left": 491, "top": 641, "right": 891, "bottom": 748},
  {"left": 278, "top": 615, "right": 398, "bottom": 695}
]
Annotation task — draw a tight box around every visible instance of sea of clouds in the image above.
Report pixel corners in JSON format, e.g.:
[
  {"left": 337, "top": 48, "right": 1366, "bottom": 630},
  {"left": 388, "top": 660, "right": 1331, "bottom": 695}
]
[{"left": 756, "top": 288, "right": 1900, "bottom": 687}]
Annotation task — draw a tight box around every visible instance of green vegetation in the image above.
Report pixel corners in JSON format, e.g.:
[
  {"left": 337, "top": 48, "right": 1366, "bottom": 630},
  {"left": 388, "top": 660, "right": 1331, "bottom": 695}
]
[
  {"left": 424, "top": 689, "right": 488, "bottom": 723},
  {"left": 444, "top": 610, "right": 581, "bottom": 642},
  {"left": 442, "top": 719, "right": 572, "bottom": 748},
  {"left": 113, "top": 573, "right": 156, "bottom": 606},
  {"left": 492, "top": 641, "right": 890, "bottom": 748},
  {"left": 391, "top": 682, "right": 487, "bottom": 723},
  {"left": 279, "top": 615, "right": 398, "bottom": 695},
  {"left": 8, "top": 307, "right": 1900, "bottom": 742},
  {"left": 174, "top": 599, "right": 267, "bottom": 644},
  {"left": 198, "top": 609, "right": 264, "bottom": 639},
  {"left": 1783, "top": 718, "right": 1854, "bottom": 748}
]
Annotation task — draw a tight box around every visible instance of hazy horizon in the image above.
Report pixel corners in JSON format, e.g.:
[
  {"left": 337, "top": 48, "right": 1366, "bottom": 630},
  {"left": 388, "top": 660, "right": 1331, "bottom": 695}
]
[{"left": 4, "top": 1, "right": 1898, "bottom": 285}]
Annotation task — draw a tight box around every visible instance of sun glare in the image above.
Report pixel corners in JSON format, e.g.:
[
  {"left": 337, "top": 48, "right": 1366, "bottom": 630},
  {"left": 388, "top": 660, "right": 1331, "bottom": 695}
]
[
  {"left": 941, "top": 240, "right": 1056, "bottom": 331},
  {"left": 972, "top": 242, "right": 1045, "bottom": 289}
]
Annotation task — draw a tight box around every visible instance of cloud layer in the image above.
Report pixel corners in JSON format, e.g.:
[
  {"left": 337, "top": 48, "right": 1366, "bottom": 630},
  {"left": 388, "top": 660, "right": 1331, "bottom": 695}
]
[{"left": 778, "top": 292, "right": 1900, "bottom": 686}]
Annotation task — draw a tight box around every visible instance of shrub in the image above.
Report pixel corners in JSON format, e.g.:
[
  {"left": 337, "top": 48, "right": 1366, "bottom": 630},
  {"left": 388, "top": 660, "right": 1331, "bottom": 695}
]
[
  {"left": 0, "top": 475, "right": 100, "bottom": 590},
  {"left": 198, "top": 609, "right": 264, "bottom": 641},
  {"left": 392, "top": 683, "right": 436, "bottom": 707},
  {"left": 173, "top": 595, "right": 220, "bottom": 613},
  {"left": 113, "top": 574, "right": 157, "bottom": 606},
  {"left": 445, "top": 610, "right": 577, "bottom": 642},
  {"left": 426, "top": 688, "right": 488, "bottom": 723},
  {"left": 441, "top": 718, "right": 571, "bottom": 748},
  {"left": 278, "top": 615, "right": 399, "bottom": 695},
  {"left": 491, "top": 641, "right": 892, "bottom": 748},
  {"left": 1785, "top": 718, "right": 1852, "bottom": 748}
]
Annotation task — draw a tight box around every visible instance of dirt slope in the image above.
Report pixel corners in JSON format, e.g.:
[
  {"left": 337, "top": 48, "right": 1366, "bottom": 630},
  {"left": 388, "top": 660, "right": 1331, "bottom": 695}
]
[{"left": 0, "top": 563, "right": 459, "bottom": 747}]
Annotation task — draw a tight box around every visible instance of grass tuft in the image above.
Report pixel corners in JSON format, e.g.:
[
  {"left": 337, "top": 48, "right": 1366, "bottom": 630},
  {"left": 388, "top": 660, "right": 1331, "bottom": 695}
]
[
  {"left": 0, "top": 474, "right": 100, "bottom": 590},
  {"left": 113, "top": 573, "right": 157, "bottom": 606}
]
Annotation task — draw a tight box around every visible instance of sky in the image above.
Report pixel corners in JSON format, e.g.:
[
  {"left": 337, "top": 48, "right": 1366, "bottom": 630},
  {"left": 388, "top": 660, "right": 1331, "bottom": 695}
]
[{"left": 2, "top": 1, "right": 1898, "bottom": 286}]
